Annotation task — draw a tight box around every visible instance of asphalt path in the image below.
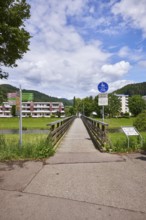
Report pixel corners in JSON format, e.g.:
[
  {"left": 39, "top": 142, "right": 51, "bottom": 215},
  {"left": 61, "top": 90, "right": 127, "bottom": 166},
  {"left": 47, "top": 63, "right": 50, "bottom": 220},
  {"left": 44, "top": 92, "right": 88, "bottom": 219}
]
[{"left": 0, "top": 118, "right": 146, "bottom": 220}]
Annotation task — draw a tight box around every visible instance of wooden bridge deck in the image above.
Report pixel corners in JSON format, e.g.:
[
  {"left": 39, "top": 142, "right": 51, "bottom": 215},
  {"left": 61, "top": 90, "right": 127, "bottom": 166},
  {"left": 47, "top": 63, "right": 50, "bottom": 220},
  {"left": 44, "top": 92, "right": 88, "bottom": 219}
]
[{"left": 47, "top": 118, "right": 124, "bottom": 164}]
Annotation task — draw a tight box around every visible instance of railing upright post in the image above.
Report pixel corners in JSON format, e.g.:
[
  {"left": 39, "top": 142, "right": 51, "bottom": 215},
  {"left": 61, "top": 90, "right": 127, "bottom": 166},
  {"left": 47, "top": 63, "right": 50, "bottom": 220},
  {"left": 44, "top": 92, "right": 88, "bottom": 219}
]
[
  {"left": 51, "top": 124, "right": 55, "bottom": 131},
  {"left": 47, "top": 116, "right": 76, "bottom": 147},
  {"left": 81, "top": 115, "right": 108, "bottom": 151}
]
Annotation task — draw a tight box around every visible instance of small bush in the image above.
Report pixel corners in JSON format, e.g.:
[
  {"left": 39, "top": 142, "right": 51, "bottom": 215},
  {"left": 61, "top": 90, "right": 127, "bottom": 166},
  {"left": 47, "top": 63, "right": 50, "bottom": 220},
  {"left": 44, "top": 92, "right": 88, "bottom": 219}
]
[
  {"left": 22, "top": 127, "right": 27, "bottom": 130},
  {"left": 123, "top": 112, "right": 130, "bottom": 118},
  {"left": 142, "top": 140, "right": 146, "bottom": 151},
  {"left": 133, "top": 112, "right": 146, "bottom": 131}
]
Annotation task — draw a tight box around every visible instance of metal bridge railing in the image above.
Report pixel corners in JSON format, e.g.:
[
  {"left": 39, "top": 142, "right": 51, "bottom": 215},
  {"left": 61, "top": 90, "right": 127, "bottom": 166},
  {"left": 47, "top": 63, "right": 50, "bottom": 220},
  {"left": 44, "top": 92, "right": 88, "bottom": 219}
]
[{"left": 81, "top": 115, "right": 108, "bottom": 152}]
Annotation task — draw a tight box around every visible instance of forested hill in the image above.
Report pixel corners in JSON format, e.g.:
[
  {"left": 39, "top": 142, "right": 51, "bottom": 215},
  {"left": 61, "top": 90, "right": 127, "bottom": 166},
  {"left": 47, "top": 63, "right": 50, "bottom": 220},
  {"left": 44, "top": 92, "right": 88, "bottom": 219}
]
[
  {"left": 113, "top": 82, "right": 146, "bottom": 96},
  {"left": 0, "top": 84, "right": 72, "bottom": 106}
]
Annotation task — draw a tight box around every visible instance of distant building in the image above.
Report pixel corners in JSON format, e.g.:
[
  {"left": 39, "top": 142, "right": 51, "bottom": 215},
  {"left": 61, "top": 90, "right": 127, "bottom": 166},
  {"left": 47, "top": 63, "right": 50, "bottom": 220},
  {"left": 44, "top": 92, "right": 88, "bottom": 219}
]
[
  {"left": 114, "top": 94, "right": 129, "bottom": 114},
  {"left": 0, "top": 101, "right": 65, "bottom": 118},
  {"left": 142, "top": 96, "right": 146, "bottom": 103}
]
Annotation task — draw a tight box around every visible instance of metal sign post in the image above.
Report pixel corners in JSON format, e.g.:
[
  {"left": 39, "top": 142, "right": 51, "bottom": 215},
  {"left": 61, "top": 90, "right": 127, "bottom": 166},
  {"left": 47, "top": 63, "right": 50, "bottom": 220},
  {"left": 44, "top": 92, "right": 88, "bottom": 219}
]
[
  {"left": 103, "top": 105, "right": 104, "bottom": 121},
  {"left": 19, "top": 85, "right": 22, "bottom": 148}
]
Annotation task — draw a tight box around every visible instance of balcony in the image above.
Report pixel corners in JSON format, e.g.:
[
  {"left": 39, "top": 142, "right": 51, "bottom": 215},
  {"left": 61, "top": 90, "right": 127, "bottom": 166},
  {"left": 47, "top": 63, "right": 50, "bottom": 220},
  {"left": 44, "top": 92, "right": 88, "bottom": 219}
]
[
  {"left": 22, "top": 105, "right": 31, "bottom": 108},
  {"left": 22, "top": 110, "right": 31, "bottom": 113},
  {"left": 33, "top": 105, "right": 50, "bottom": 108},
  {"left": 32, "top": 110, "right": 51, "bottom": 113}
]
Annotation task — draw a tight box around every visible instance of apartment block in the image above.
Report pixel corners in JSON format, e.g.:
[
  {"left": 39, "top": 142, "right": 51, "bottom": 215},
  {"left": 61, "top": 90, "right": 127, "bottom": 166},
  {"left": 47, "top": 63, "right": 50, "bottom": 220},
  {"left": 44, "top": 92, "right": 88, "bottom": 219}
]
[
  {"left": 115, "top": 94, "right": 129, "bottom": 113},
  {"left": 0, "top": 102, "right": 65, "bottom": 118},
  {"left": 142, "top": 96, "right": 146, "bottom": 103}
]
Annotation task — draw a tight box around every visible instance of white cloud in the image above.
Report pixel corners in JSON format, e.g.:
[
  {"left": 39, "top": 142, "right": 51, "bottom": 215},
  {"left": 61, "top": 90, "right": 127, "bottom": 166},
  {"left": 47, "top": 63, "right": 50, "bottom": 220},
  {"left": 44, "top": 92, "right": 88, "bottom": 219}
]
[
  {"left": 109, "top": 80, "right": 134, "bottom": 93},
  {"left": 118, "top": 46, "right": 144, "bottom": 62},
  {"left": 112, "top": 0, "right": 146, "bottom": 37},
  {"left": 138, "top": 60, "right": 146, "bottom": 67},
  {"left": 15, "top": 41, "right": 110, "bottom": 98},
  {"left": 101, "top": 61, "right": 131, "bottom": 77},
  {"left": 4, "top": 0, "right": 112, "bottom": 99},
  {"left": 1, "top": 0, "right": 144, "bottom": 99},
  {"left": 118, "top": 46, "right": 130, "bottom": 58}
]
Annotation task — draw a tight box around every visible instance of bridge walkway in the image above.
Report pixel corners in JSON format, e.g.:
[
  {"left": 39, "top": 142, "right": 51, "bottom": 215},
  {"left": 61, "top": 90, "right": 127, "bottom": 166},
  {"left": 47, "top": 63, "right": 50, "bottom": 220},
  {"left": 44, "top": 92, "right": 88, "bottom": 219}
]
[
  {"left": 47, "top": 118, "right": 123, "bottom": 164},
  {"left": 1, "top": 119, "right": 146, "bottom": 219},
  {"left": 21, "top": 118, "right": 146, "bottom": 219}
]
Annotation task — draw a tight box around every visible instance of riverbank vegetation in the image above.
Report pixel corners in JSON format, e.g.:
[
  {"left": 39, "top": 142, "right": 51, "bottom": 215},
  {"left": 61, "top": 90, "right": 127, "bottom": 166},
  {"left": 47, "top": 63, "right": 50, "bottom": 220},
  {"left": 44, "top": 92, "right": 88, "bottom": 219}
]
[
  {"left": 0, "top": 117, "right": 58, "bottom": 161},
  {"left": 0, "top": 134, "right": 54, "bottom": 161},
  {"left": 102, "top": 117, "right": 146, "bottom": 153}
]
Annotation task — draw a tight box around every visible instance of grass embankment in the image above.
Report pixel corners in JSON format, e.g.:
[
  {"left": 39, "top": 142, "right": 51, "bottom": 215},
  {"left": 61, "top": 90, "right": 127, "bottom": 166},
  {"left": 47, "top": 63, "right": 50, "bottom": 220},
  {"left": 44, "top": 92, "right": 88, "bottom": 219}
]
[
  {"left": 100, "top": 117, "right": 146, "bottom": 153},
  {"left": 0, "top": 117, "right": 59, "bottom": 161},
  {"left": 0, "top": 117, "right": 59, "bottom": 130}
]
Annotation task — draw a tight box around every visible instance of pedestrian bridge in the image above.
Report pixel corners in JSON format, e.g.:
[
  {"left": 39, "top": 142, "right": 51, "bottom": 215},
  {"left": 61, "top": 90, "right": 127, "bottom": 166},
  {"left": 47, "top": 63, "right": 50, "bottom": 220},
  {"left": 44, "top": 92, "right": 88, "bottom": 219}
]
[{"left": 48, "top": 118, "right": 124, "bottom": 164}]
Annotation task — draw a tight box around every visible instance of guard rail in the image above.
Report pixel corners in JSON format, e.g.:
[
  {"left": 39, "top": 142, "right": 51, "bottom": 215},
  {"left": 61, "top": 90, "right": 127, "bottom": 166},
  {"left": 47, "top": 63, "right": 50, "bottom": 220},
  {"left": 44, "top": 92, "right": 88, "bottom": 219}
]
[
  {"left": 47, "top": 116, "right": 76, "bottom": 147},
  {"left": 81, "top": 115, "right": 108, "bottom": 151}
]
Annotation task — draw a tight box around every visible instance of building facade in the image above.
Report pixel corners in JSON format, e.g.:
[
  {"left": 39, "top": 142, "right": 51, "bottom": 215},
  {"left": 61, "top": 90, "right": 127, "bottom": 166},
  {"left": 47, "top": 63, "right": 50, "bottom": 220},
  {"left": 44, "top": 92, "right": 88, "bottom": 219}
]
[
  {"left": 115, "top": 94, "right": 129, "bottom": 114},
  {"left": 142, "top": 96, "right": 146, "bottom": 103},
  {"left": 0, "top": 102, "right": 65, "bottom": 118}
]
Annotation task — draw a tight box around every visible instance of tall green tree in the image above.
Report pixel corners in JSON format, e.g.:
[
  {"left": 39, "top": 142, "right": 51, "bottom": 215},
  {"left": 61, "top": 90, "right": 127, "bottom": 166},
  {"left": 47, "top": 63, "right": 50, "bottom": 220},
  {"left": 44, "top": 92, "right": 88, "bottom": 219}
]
[
  {"left": 75, "top": 98, "right": 83, "bottom": 115},
  {"left": 129, "top": 95, "right": 146, "bottom": 116},
  {"left": 11, "top": 105, "right": 16, "bottom": 117},
  {"left": 106, "top": 94, "right": 121, "bottom": 118},
  {"left": 73, "top": 96, "right": 76, "bottom": 108},
  {"left": 82, "top": 96, "right": 94, "bottom": 116},
  {"left": 0, "top": 0, "right": 31, "bottom": 79},
  {"left": 93, "top": 95, "right": 102, "bottom": 117}
]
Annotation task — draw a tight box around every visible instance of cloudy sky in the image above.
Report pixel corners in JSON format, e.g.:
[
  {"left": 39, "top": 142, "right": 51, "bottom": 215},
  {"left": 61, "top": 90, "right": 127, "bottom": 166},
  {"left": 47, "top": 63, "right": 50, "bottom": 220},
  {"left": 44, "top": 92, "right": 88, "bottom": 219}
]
[{"left": 1, "top": 0, "right": 146, "bottom": 99}]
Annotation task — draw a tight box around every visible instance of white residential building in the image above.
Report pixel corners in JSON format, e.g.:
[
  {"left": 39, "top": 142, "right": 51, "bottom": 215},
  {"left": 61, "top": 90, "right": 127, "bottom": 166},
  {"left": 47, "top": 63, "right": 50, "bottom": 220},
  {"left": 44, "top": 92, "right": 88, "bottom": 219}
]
[
  {"left": 115, "top": 94, "right": 129, "bottom": 114},
  {"left": 142, "top": 96, "right": 146, "bottom": 103},
  {"left": 0, "top": 102, "right": 65, "bottom": 118}
]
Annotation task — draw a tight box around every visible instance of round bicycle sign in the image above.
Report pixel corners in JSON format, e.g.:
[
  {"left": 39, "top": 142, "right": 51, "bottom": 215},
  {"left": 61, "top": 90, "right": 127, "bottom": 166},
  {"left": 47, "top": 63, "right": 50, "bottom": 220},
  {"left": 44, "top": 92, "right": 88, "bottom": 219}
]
[{"left": 97, "top": 82, "right": 109, "bottom": 93}]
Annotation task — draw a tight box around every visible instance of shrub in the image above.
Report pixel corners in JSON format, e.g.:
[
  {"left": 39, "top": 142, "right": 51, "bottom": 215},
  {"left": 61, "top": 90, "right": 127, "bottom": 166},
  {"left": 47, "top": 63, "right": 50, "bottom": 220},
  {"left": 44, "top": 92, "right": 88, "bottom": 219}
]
[
  {"left": 133, "top": 112, "right": 146, "bottom": 131},
  {"left": 124, "top": 112, "right": 130, "bottom": 118}
]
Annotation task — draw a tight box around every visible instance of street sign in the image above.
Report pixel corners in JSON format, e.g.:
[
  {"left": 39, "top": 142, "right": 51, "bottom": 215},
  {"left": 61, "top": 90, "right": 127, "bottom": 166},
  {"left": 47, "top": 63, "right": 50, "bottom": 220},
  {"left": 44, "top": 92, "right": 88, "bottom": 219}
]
[
  {"left": 22, "top": 93, "right": 34, "bottom": 101},
  {"left": 98, "top": 82, "right": 109, "bottom": 93},
  {"left": 98, "top": 93, "right": 108, "bottom": 106},
  {"left": 7, "top": 92, "right": 17, "bottom": 105}
]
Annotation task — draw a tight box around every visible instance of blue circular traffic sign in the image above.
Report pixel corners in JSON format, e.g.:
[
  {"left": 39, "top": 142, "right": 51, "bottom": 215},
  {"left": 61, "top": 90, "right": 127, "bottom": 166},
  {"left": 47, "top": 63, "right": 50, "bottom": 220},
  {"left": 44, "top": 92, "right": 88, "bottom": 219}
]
[{"left": 98, "top": 82, "right": 109, "bottom": 93}]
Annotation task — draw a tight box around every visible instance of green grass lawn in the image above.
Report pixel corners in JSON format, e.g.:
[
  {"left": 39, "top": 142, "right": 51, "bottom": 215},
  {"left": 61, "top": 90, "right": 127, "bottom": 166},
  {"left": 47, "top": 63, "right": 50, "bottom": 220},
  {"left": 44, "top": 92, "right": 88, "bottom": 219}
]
[
  {"left": 0, "top": 117, "right": 59, "bottom": 130},
  {"left": 97, "top": 117, "right": 135, "bottom": 129}
]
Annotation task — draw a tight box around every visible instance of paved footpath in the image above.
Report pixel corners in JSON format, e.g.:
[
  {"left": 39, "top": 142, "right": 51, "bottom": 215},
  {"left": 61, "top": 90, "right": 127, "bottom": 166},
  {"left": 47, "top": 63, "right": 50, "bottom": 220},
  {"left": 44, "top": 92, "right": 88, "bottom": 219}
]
[{"left": 0, "top": 118, "right": 146, "bottom": 220}]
